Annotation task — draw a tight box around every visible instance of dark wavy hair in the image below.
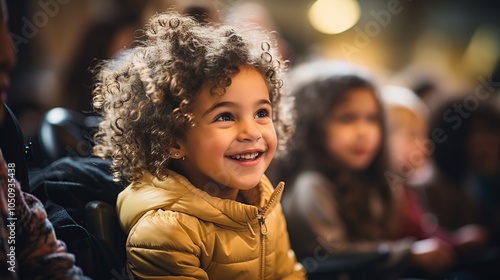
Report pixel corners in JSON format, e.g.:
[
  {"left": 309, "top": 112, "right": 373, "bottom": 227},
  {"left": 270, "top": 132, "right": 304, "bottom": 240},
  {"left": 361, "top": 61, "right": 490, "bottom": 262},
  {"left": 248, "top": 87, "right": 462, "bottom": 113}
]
[
  {"left": 276, "top": 61, "right": 394, "bottom": 240},
  {"left": 431, "top": 94, "right": 500, "bottom": 184},
  {"left": 92, "top": 11, "right": 292, "bottom": 182}
]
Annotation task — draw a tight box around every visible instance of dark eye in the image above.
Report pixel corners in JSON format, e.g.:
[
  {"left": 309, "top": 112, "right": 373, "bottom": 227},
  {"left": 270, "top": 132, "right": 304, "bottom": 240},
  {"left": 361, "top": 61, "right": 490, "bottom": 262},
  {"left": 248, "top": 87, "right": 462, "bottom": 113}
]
[
  {"left": 215, "top": 113, "right": 233, "bottom": 122},
  {"left": 255, "top": 109, "right": 270, "bottom": 119}
]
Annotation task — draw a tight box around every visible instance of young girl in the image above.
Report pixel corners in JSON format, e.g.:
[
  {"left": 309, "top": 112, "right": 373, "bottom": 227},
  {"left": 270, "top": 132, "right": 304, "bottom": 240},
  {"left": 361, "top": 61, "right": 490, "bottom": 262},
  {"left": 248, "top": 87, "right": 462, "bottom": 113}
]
[
  {"left": 92, "top": 11, "right": 304, "bottom": 279},
  {"left": 276, "top": 60, "right": 455, "bottom": 278}
]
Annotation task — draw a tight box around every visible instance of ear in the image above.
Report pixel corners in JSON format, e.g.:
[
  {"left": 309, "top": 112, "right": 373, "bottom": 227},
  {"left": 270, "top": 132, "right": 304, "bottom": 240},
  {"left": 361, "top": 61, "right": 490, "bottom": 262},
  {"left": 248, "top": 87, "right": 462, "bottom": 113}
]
[{"left": 169, "top": 141, "right": 185, "bottom": 160}]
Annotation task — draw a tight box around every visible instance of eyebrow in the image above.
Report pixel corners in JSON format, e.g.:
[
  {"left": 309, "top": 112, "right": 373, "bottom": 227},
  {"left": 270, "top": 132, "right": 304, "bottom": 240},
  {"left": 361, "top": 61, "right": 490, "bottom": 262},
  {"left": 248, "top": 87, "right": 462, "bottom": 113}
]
[{"left": 202, "top": 99, "right": 272, "bottom": 117}]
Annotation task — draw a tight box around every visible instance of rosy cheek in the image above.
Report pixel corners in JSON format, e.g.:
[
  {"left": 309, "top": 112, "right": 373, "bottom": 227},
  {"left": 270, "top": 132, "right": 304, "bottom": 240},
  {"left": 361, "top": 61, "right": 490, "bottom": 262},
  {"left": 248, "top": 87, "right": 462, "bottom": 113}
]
[
  {"left": 263, "top": 126, "right": 277, "bottom": 141},
  {"left": 208, "top": 141, "right": 226, "bottom": 155},
  {"left": 269, "top": 129, "right": 278, "bottom": 144}
]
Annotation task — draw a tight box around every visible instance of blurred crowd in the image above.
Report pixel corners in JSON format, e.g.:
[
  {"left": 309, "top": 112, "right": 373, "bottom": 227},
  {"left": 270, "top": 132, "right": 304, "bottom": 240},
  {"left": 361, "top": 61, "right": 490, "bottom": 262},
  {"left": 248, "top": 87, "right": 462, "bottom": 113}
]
[{"left": 3, "top": 0, "right": 500, "bottom": 279}]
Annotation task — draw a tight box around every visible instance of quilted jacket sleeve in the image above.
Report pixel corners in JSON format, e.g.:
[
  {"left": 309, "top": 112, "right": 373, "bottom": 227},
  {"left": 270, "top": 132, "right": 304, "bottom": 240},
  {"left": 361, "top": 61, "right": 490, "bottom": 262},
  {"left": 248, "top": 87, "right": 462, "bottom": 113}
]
[{"left": 126, "top": 210, "right": 209, "bottom": 280}]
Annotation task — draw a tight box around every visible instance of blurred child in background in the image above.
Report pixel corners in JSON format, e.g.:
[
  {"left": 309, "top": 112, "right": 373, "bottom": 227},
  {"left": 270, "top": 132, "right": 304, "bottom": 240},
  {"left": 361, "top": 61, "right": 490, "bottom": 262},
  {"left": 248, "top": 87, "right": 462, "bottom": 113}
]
[
  {"left": 382, "top": 86, "right": 490, "bottom": 278},
  {"left": 276, "top": 60, "right": 456, "bottom": 279}
]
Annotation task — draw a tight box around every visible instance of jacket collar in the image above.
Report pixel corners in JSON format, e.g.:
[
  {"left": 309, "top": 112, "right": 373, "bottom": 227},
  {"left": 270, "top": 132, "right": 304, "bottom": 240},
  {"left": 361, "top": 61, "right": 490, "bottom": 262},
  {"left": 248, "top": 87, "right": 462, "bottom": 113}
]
[{"left": 117, "top": 169, "right": 284, "bottom": 233}]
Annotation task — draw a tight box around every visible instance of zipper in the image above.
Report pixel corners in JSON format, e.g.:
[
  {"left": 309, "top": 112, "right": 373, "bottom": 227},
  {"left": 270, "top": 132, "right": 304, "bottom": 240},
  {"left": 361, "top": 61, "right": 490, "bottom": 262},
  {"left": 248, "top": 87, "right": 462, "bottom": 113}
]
[
  {"left": 260, "top": 182, "right": 284, "bottom": 217},
  {"left": 258, "top": 215, "right": 267, "bottom": 280},
  {"left": 257, "top": 181, "right": 284, "bottom": 280}
]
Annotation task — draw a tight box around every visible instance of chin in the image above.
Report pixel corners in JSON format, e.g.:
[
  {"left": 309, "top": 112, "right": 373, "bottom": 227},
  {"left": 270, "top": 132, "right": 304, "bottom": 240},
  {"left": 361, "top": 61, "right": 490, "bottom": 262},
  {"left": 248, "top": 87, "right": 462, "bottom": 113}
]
[
  {"left": 231, "top": 176, "right": 262, "bottom": 191},
  {"left": 351, "top": 162, "right": 371, "bottom": 171}
]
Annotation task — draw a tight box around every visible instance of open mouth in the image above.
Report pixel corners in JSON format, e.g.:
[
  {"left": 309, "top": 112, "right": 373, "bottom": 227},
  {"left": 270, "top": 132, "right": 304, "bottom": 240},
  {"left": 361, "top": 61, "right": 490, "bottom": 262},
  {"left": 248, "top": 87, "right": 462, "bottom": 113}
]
[{"left": 227, "top": 152, "right": 262, "bottom": 161}]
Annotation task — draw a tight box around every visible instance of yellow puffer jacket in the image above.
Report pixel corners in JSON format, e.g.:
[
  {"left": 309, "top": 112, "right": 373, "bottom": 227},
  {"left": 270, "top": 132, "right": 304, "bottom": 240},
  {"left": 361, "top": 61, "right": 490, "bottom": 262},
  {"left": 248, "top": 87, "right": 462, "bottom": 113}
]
[{"left": 117, "top": 169, "right": 305, "bottom": 280}]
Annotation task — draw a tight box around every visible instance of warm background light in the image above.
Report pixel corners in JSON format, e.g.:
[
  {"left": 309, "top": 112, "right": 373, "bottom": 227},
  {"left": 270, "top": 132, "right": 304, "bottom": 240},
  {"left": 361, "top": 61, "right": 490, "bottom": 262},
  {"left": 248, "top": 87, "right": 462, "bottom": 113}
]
[
  {"left": 461, "top": 26, "right": 500, "bottom": 77},
  {"left": 308, "top": 0, "right": 361, "bottom": 34}
]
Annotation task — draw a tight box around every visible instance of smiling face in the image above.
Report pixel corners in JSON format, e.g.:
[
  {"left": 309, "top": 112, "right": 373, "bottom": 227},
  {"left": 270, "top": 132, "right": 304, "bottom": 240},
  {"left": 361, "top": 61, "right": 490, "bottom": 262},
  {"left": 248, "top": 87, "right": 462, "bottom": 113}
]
[
  {"left": 173, "top": 66, "right": 277, "bottom": 200},
  {"left": 324, "top": 87, "right": 382, "bottom": 171}
]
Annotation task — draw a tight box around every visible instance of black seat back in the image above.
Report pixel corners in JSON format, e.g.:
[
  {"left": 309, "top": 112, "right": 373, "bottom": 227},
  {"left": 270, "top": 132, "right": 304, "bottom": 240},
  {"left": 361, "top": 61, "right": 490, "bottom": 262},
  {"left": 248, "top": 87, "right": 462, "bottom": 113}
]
[{"left": 0, "top": 103, "right": 32, "bottom": 191}]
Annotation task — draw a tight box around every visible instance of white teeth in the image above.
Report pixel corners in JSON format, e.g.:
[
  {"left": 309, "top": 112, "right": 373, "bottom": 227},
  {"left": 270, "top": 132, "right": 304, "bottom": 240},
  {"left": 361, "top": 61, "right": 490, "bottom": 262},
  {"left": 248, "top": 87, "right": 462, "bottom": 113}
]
[{"left": 230, "top": 152, "right": 259, "bottom": 160}]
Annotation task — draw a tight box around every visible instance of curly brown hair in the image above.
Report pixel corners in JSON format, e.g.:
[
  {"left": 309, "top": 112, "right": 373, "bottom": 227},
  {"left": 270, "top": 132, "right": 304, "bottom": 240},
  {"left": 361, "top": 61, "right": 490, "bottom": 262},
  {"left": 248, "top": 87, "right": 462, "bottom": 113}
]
[{"left": 92, "top": 11, "right": 292, "bottom": 183}]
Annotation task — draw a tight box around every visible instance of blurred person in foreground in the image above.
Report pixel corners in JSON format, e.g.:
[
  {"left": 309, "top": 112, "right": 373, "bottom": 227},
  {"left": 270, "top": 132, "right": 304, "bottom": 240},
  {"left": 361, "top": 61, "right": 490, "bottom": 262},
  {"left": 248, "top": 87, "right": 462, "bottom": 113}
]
[{"left": 0, "top": 0, "right": 86, "bottom": 278}]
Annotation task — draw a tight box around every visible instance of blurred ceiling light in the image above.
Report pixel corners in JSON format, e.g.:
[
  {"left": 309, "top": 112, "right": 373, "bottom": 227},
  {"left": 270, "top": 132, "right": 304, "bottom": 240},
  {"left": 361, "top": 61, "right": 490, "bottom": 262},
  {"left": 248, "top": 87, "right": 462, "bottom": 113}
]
[{"left": 308, "top": 0, "right": 361, "bottom": 34}]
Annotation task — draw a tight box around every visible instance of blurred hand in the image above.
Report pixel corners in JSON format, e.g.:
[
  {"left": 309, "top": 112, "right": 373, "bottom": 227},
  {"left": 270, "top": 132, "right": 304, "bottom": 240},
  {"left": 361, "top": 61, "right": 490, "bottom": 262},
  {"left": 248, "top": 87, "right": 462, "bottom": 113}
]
[
  {"left": 410, "top": 238, "right": 455, "bottom": 275},
  {"left": 453, "top": 224, "right": 488, "bottom": 252}
]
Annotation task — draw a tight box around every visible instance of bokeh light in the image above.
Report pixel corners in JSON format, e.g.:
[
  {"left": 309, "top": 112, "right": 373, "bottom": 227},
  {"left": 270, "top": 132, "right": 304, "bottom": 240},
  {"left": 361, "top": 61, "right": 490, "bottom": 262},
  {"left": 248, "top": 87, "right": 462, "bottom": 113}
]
[{"left": 308, "top": 0, "right": 361, "bottom": 34}]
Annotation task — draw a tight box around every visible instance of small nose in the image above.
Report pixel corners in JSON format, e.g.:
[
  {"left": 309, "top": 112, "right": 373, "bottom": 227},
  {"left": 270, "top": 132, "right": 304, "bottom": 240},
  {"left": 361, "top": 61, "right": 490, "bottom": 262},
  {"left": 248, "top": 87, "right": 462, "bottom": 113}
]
[
  {"left": 355, "top": 120, "right": 370, "bottom": 137},
  {"left": 237, "top": 119, "right": 262, "bottom": 142}
]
